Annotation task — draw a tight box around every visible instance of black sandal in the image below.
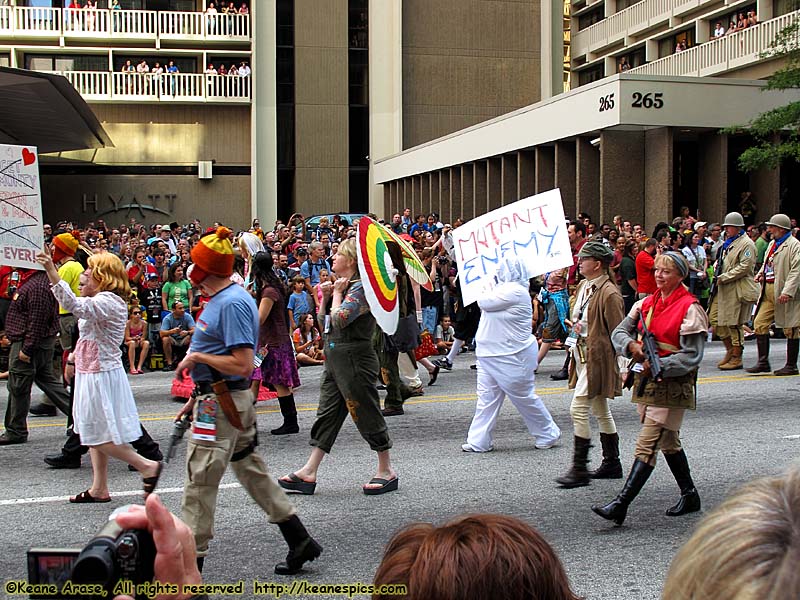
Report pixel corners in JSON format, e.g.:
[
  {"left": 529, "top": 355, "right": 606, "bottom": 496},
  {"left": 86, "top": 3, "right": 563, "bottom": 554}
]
[
  {"left": 70, "top": 489, "right": 112, "bottom": 503},
  {"left": 142, "top": 462, "right": 164, "bottom": 498},
  {"left": 278, "top": 473, "right": 316, "bottom": 495}
]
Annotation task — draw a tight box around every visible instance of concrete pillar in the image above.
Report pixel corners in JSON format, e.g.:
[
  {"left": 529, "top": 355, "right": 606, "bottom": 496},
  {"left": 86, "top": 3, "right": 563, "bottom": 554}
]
[
  {"left": 535, "top": 146, "right": 555, "bottom": 194},
  {"left": 439, "top": 170, "right": 451, "bottom": 219},
  {"left": 420, "top": 172, "right": 431, "bottom": 216},
  {"left": 488, "top": 157, "right": 502, "bottom": 211},
  {"left": 501, "top": 154, "right": 518, "bottom": 206},
  {"left": 751, "top": 166, "right": 780, "bottom": 223},
  {"left": 462, "top": 164, "right": 475, "bottom": 220},
  {"left": 576, "top": 137, "right": 600, "bottom": 221},
  {"left": 251, "top": 0, "right": 277, "bottom": 226},
  {"left": 474, "top": 161, "right": 488, "bottom": 216},
  {"left": 601, "top": 130, "right": 645, "bottom": 227},
  {"left": 698, "top": 132, "right": 728, "bottom": 224},
  {"left": 448, "top": 167, "right": 461, "bottom": 225},
  {"left": 540, "top": 0, "right": 563, "bottom": 100},
  {"left": 518, "top": 150, "right": 535, "bottom": 200},
  {"left": 644, "top": 128, "right": 673, "bottom": 232},
  {"left": 368, "top": 0, "right": 402, "bottom": 215},
  {"left": 555, "top": 140, "right": 577, "bottom": 219}
]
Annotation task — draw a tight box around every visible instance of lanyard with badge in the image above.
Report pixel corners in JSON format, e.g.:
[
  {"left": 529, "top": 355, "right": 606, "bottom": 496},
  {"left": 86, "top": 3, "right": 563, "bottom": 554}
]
[{"left": 565, "top": 282, "right": 598, "bottom": 363}]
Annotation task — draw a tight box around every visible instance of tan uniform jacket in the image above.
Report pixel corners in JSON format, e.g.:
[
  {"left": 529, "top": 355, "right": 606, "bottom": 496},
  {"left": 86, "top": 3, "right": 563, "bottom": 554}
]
[
  {"left": 715, "top": 233, "right": 759, "bottom": 326},
  {"left": 758, "top": 234, "right": 800, "bottom": 329}
]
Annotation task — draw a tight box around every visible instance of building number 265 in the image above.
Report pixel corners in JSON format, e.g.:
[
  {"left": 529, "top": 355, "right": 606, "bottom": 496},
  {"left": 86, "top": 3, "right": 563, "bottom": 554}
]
[
  {"left": 598, "top": 93, "right": 615, "bottom": 112},
  {"left": 631, "top": 92, "right": 664, "bottom": 108}
]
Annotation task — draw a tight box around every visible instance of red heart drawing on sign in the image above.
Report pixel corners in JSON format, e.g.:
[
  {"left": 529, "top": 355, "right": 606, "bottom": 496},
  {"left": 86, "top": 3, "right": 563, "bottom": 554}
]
[{"left": 22, "top": 148, "right": 36, "bottom": 166}]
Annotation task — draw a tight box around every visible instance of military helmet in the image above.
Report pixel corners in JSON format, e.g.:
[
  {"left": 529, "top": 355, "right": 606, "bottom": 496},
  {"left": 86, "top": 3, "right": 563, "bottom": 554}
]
[
  {"left": 765, "top": 213, "right": 792, "bottom": 230},
  {"left": 722, "top": 212, "right": 745, "bottom": 227}
]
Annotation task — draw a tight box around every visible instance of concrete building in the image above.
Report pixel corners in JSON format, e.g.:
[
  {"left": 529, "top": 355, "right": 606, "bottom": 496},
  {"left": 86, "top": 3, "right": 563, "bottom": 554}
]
[
  {"left": 0, "top": 0, "right": 558, "bottom": 229},
  {"left": 375, "top": 0, "right": 800, "bottom": 227}
]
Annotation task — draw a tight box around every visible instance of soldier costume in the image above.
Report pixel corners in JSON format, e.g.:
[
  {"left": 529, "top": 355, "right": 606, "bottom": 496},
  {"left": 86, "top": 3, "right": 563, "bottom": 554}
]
[{"left": 708, "top": 212, "right": 760, "bottom": 370}]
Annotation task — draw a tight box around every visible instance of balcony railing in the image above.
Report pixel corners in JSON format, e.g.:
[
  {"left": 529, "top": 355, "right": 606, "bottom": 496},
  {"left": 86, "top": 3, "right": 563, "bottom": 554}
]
[
  {"left": 56, "top": 71, "right": 251, "bottom": 103},
  {"left": 628, "top": 10, "right": 799, "bottom": 77},
  {"left": 572, "top": 0, "right": 697, "bottom": 58},
  {"left": 0, "top": 7, "right": 250, "bottom": 41}
]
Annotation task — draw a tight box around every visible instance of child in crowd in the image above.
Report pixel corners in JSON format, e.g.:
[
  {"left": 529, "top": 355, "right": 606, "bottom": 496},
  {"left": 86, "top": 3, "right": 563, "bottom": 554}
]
[
  {"left": 435, "top": 315, "right": 455, "bottom": 355},
  {"left": 292, "top": 313, "right": 324, "bottom": 366},
  {"left": 314, "top": 270, "right": 335, "bottom": 314},
  {"left": 137, "top": 273, "right": 163, "bottom": 346},
  {"left": 287, "top": 276, "right": 311, "bottom": 329}
]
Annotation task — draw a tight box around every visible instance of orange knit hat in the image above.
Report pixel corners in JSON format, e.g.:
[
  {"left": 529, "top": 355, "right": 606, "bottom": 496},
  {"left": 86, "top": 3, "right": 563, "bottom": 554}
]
[
  {"left": 52, "top": 230, "right": 81, "bottom": 262},
  {"left": 190, "top": 226, "right": 235, "bottom": 284}
]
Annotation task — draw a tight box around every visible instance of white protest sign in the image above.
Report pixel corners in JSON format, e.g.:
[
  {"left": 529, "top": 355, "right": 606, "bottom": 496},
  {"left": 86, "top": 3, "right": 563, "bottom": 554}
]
[
  {"left": 0, "top": 144, "right": 43, "bottom": 270},
  {"left": 454, "top": 189, "right": 573, "bottom": 306}
]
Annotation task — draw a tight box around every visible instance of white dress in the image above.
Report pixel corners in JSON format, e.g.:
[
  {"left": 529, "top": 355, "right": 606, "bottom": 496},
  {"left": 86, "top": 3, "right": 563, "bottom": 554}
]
[{"left": 51, "top": 281, "right": 142, "bottom": 446}]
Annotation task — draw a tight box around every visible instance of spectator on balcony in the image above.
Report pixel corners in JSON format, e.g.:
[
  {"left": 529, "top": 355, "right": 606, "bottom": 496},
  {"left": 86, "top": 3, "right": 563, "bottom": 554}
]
[
  {"left": 166, "top": 60, "right": 179, "bottom": 96},
  {"left": 85, "top": 0, "right": 97, "bottom": 31},
  {"left": 726, "top": 20, "right": 737, "bottom": 34},
  {"left": 618, "top": 57, "right": 630, "bottom": 73},
  {"left": 205, "top": 1, "right": 217, "bottom": 34},
  {"left": 228, "top": 63, "right": 239, "bottom": 76},
  {"left": 205, "top": 64, "right": 218, "bottom": 97},
  {"left": 737, "top": 12, "right": 748, "bottom": 29},
  {"left": 151, "top": 62, "right": 164, "bottom": 97},
  {"left": 136, "top": 59, "right": 150, "bottom": 94},
  {"left": 239, "top": 61, "right": 251, "bottom": 77},
  {"left": 239, "top": 2, "right": 249, "bottom": 15},
  {"left": 747, "top": 11, "right": 758, "bottom": 27},
  {"left": 218, "top": 64, "right": 227, "bottom": 76},
  {"left": 713, "top": 22, "right": 725, "bottom": 38}
]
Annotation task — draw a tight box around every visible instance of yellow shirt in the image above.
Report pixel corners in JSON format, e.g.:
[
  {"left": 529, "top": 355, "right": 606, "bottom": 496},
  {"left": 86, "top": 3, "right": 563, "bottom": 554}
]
[{"left": 58, "top": 260, "right": 84, "bottom": 315}]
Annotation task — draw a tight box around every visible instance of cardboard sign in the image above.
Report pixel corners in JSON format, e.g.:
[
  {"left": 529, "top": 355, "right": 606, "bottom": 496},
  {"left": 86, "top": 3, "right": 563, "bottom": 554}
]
[
  {"left": 453, "top": 189, "right": 572, "bottom": 306},
  {"left": 0, "top": 144, "right": 43, "bottom": 270}
]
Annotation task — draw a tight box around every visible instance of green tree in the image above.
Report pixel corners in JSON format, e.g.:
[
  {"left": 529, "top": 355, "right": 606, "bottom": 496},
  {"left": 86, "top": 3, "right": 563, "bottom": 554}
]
[{"left": 728, "top": 10, "right": 800, "bottom": 172}]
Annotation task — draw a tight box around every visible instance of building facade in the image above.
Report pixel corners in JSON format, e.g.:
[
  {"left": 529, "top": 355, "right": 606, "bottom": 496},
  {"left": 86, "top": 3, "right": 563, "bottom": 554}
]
[{"left": 376, "top": 0, "right": 800, "bottom": 228}]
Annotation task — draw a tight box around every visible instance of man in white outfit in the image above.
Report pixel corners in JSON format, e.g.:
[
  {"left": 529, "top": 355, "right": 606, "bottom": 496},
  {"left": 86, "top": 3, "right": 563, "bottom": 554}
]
[{"left": 462, "top": 256, "right": 561, "bottom": 452}]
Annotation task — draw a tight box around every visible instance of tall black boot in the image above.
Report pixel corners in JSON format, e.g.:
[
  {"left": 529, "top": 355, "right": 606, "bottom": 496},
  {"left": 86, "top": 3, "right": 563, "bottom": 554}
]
[
  {"left": 550, "top": 352, "right": 571, "bottom": 381},
  {"left": 590, "top": 432, "right": 623, "bottom": 479},
  {"left": 774, "top": 338, "right": 800, "bottom": 376},
  {"left": 592, "top": 459, "right": 654, "bottom": 526},
  {"left": 663, "top": 450, "right": 701, "bottom": 516},
  {"left": 271, "top": 395, "right": 299, "bottom": 435},
  {"left": 274, "top": 515, "right": 323, "bottom": 575},
  {"left": 745, "top": 334, "right": 771, "bottom": 373},
  {"left": 555, "top": 436, "right": 592, "bottom": 488},
  {"left": 196, "top": 556, "right": 205, "bottom": 573},
  {"left": 132, "top": 425, "right": 163, "bottom": 461}
]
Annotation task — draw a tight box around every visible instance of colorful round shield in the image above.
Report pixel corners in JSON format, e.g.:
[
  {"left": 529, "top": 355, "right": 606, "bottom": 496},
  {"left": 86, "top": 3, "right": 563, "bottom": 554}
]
[
  {"left": 383, "top": 227, "right": 434, "bottom": 292},
  {"left": 356, "top": 217, "right": 399, "bottom": 334}
]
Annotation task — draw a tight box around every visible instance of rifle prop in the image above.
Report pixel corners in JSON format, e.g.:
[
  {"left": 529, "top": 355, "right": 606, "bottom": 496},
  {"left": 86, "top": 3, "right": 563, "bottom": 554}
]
[
  {"left": 623, "top": 316, "right": 664, "bottom": 394},
  {"left": 166, "top": 413, "right": 192, "bottom": 463}
]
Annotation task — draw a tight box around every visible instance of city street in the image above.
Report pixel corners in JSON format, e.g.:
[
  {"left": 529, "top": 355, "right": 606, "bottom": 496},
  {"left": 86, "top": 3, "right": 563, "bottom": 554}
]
[{"left": 1, "top": 339, "right": 798, "bottom": 599}]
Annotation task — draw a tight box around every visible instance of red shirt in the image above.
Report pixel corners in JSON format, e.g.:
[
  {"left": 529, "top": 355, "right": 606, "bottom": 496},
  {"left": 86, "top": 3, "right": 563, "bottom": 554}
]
[
  {"left": 635, "top": 251, "right": 656, "bottom": 295},
  {"left": 568, "top": 239, "right": 586, "bottom": 287}
]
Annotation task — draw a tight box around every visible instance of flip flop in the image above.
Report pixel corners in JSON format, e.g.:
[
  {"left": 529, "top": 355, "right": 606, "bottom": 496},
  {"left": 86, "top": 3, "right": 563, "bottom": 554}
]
[
  {"left": 142, "top": 461, "right": 164, "bottom": 498},
  {"left": 278, "top": 473, "right": 317, "bottom": 495},
  {"left": 70, "top": 489, "right": 111, "bottom": 503},
  {"left": 363, "top": 476, "right": 398, "bottom": 496}
]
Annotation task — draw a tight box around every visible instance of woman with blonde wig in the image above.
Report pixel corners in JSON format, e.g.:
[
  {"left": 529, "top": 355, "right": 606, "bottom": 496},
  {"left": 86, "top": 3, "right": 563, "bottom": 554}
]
[
  {"left": 662, "top": 467, "right": 800, "bottom": 600},
  {"left": 37, "top": 250, "right": 162, "bottom": 503}
]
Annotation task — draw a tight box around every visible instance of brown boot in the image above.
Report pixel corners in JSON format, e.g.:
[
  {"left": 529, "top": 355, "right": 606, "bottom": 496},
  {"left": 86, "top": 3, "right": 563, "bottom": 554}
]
[
  {"left": 720, "top": 345, "right": 743, "bottom": 370},
  {"left": 745, "top": 335, "right": 771, "bottom": 373},
  {"left": 717, "top": 337, "right": 733, "bottom": 368},
  {"left": 774, "top": 339, "right": 799, "bottom": 376}
]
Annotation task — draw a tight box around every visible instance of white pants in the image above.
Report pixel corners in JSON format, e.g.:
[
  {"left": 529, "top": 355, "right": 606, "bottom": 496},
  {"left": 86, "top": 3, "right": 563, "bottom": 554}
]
[
  {"left": 398, "top": 352, "right": 422, "bottom": 389},
  {"left": 465, "top": 343, "right": 561, "bottom": 451}
]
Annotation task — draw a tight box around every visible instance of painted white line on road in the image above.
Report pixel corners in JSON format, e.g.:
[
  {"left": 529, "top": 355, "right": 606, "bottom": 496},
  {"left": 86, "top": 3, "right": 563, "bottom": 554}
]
[
  {"left": 783, "top": 435, "right": 800, "bottom": 440},
  {"left": 0, "top": 483, "right": 242, "bottom": 506}
]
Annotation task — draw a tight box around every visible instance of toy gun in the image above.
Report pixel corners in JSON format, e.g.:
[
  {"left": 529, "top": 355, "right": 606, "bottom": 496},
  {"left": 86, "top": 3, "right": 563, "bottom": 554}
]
[
  {"left": 165, "top": 414, "right": 191, "bottom": 463},
  {"left": 623, "top": 316, "right": 663, "bottom": 394}
]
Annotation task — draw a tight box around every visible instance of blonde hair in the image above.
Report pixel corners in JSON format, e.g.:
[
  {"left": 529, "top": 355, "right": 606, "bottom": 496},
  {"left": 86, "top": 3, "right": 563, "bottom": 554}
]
[
  {"left": 337, "top": 237, "right": 357, "bottom": 263},
  {"left": 662, "top": 467, "right": 800, "bottom": 600},
  {"left": 87, "top": 253, "right": 132, "bottom": 300}
]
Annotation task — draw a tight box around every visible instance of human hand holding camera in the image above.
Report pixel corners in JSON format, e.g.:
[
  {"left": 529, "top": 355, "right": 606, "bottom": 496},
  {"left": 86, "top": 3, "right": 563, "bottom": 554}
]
[{"left": 112, "top": 494, "right": 202, "bottom": 600}]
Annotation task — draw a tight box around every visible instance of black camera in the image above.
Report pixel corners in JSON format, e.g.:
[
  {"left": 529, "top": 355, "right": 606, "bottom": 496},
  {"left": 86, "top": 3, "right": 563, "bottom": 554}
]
[
  {"left": 436, "top": 256, "right": 448, "bottom": 264},
  {"left": 27, "top": 513, "right": 155, "bottom": 600}
]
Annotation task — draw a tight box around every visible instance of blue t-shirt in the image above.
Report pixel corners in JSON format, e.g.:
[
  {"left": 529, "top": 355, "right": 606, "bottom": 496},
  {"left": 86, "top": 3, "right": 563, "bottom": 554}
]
[
  {"left": 160, "top": 312, "right": 195, "bottom": 339},
  {"left": 300, "top": 259, "right": 327, "bottom": 286},
  {"left": 189, "top": 283, "right": 258, "bottom": 383},
  {"left": 287, "top": 291, "right": 311, "bottom": 319}
]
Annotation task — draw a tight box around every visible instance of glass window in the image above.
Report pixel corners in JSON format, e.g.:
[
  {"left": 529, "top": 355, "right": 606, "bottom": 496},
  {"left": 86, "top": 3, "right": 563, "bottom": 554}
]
[
  {"left": 349, "top": 168, "right": 368, "bottom": 214},
  {"left": 0, "top": 54, "right": 9, "bottom": 68},
  {"left": 577, "top": 6, "right": 603, "bottom": 31},
  {"left": 659, "top": 28, "right": 695, "bottom": 58},
  {"left": 348, "top": 106, "right": 369, "bottom": 166},
  {"left": 277, "top": 0, "right": 293, "bottom": 46},
  {"left": 25, "top": 54, "right": 108, "bottom": 71},
  {"left": 617, "top": 0, "right": 643, "bottom": 10},
  {"left": 577, "top": 63, "right": 604, "bottom": 86}
]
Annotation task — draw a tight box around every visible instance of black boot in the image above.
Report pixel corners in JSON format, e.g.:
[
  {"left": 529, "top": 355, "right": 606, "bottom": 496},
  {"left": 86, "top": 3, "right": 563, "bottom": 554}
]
[
  {"left": 128, "top": 425, "right": 164, "bottom": 470},
  {"left": 663, "top": 450, "right": 701, "bottom": 516},
  {"left": 196, "top": 556, "right": 205, "bottom": 573},
  {"left": 745, "top": 334, "right": 771, "bottom": 373},
  {"left": 555, "top": 436, "right": 592, "bottom": 488},
  {"left": 592, "top": 459, "right": 654, "bottom": 526},
  {"left": 271, "top": 395, "right": 299, "bottom": 435},
  {"left": 550, "top": 352, "right": 571, "bottom": 381},
  {"left": 774, "top": 339, "right": 800, "bottom": 376},
  {"left": 274, "top": 515, "right": 323, "bottom": 575},
  {"left": 590, "top": 432, "right": 623, "bottom": 479}
]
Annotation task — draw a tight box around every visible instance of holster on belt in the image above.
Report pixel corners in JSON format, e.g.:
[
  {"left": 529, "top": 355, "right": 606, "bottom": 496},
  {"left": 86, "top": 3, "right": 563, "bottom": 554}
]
[{"left": 211, "top": 380, "right": 245, "bottom": 431}]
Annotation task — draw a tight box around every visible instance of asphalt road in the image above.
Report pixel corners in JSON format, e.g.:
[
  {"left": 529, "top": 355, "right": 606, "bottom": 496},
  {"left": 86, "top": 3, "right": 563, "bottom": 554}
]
[{"left": 0, "top": 339, "right": 798, "bottom": 599}]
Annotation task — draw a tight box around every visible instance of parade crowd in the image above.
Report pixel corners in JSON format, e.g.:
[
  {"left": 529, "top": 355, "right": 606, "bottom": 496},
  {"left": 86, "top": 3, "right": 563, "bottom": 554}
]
[{"left": 0, "top": 204, "right": 798, "bottom": 600}]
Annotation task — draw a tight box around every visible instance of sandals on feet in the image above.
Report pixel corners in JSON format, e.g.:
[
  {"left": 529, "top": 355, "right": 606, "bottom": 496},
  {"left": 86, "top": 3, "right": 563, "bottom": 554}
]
[
  {"left": 363, "top": 476, "right": 398, "bottom": 496},
  {"left": 142, "top": 462, "right": 164, "bottom": 498},
  {"left": 278, "top": 473, "right": 317, "bottom": 495},
  {"left": 70, "top": 489, "right": 111, "bottom": 503}
]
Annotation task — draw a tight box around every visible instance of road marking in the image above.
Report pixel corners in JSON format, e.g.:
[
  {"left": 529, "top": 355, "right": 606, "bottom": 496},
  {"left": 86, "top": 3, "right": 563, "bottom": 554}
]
[
  {"left": 0, "top": 483, "right": 242, "bottom": 507},
  {"left": 783, "top": 435, "right": 800, "bottom": 440},
  {"left": 20, "top": 372, "right": 796, "bottom": 430}
]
